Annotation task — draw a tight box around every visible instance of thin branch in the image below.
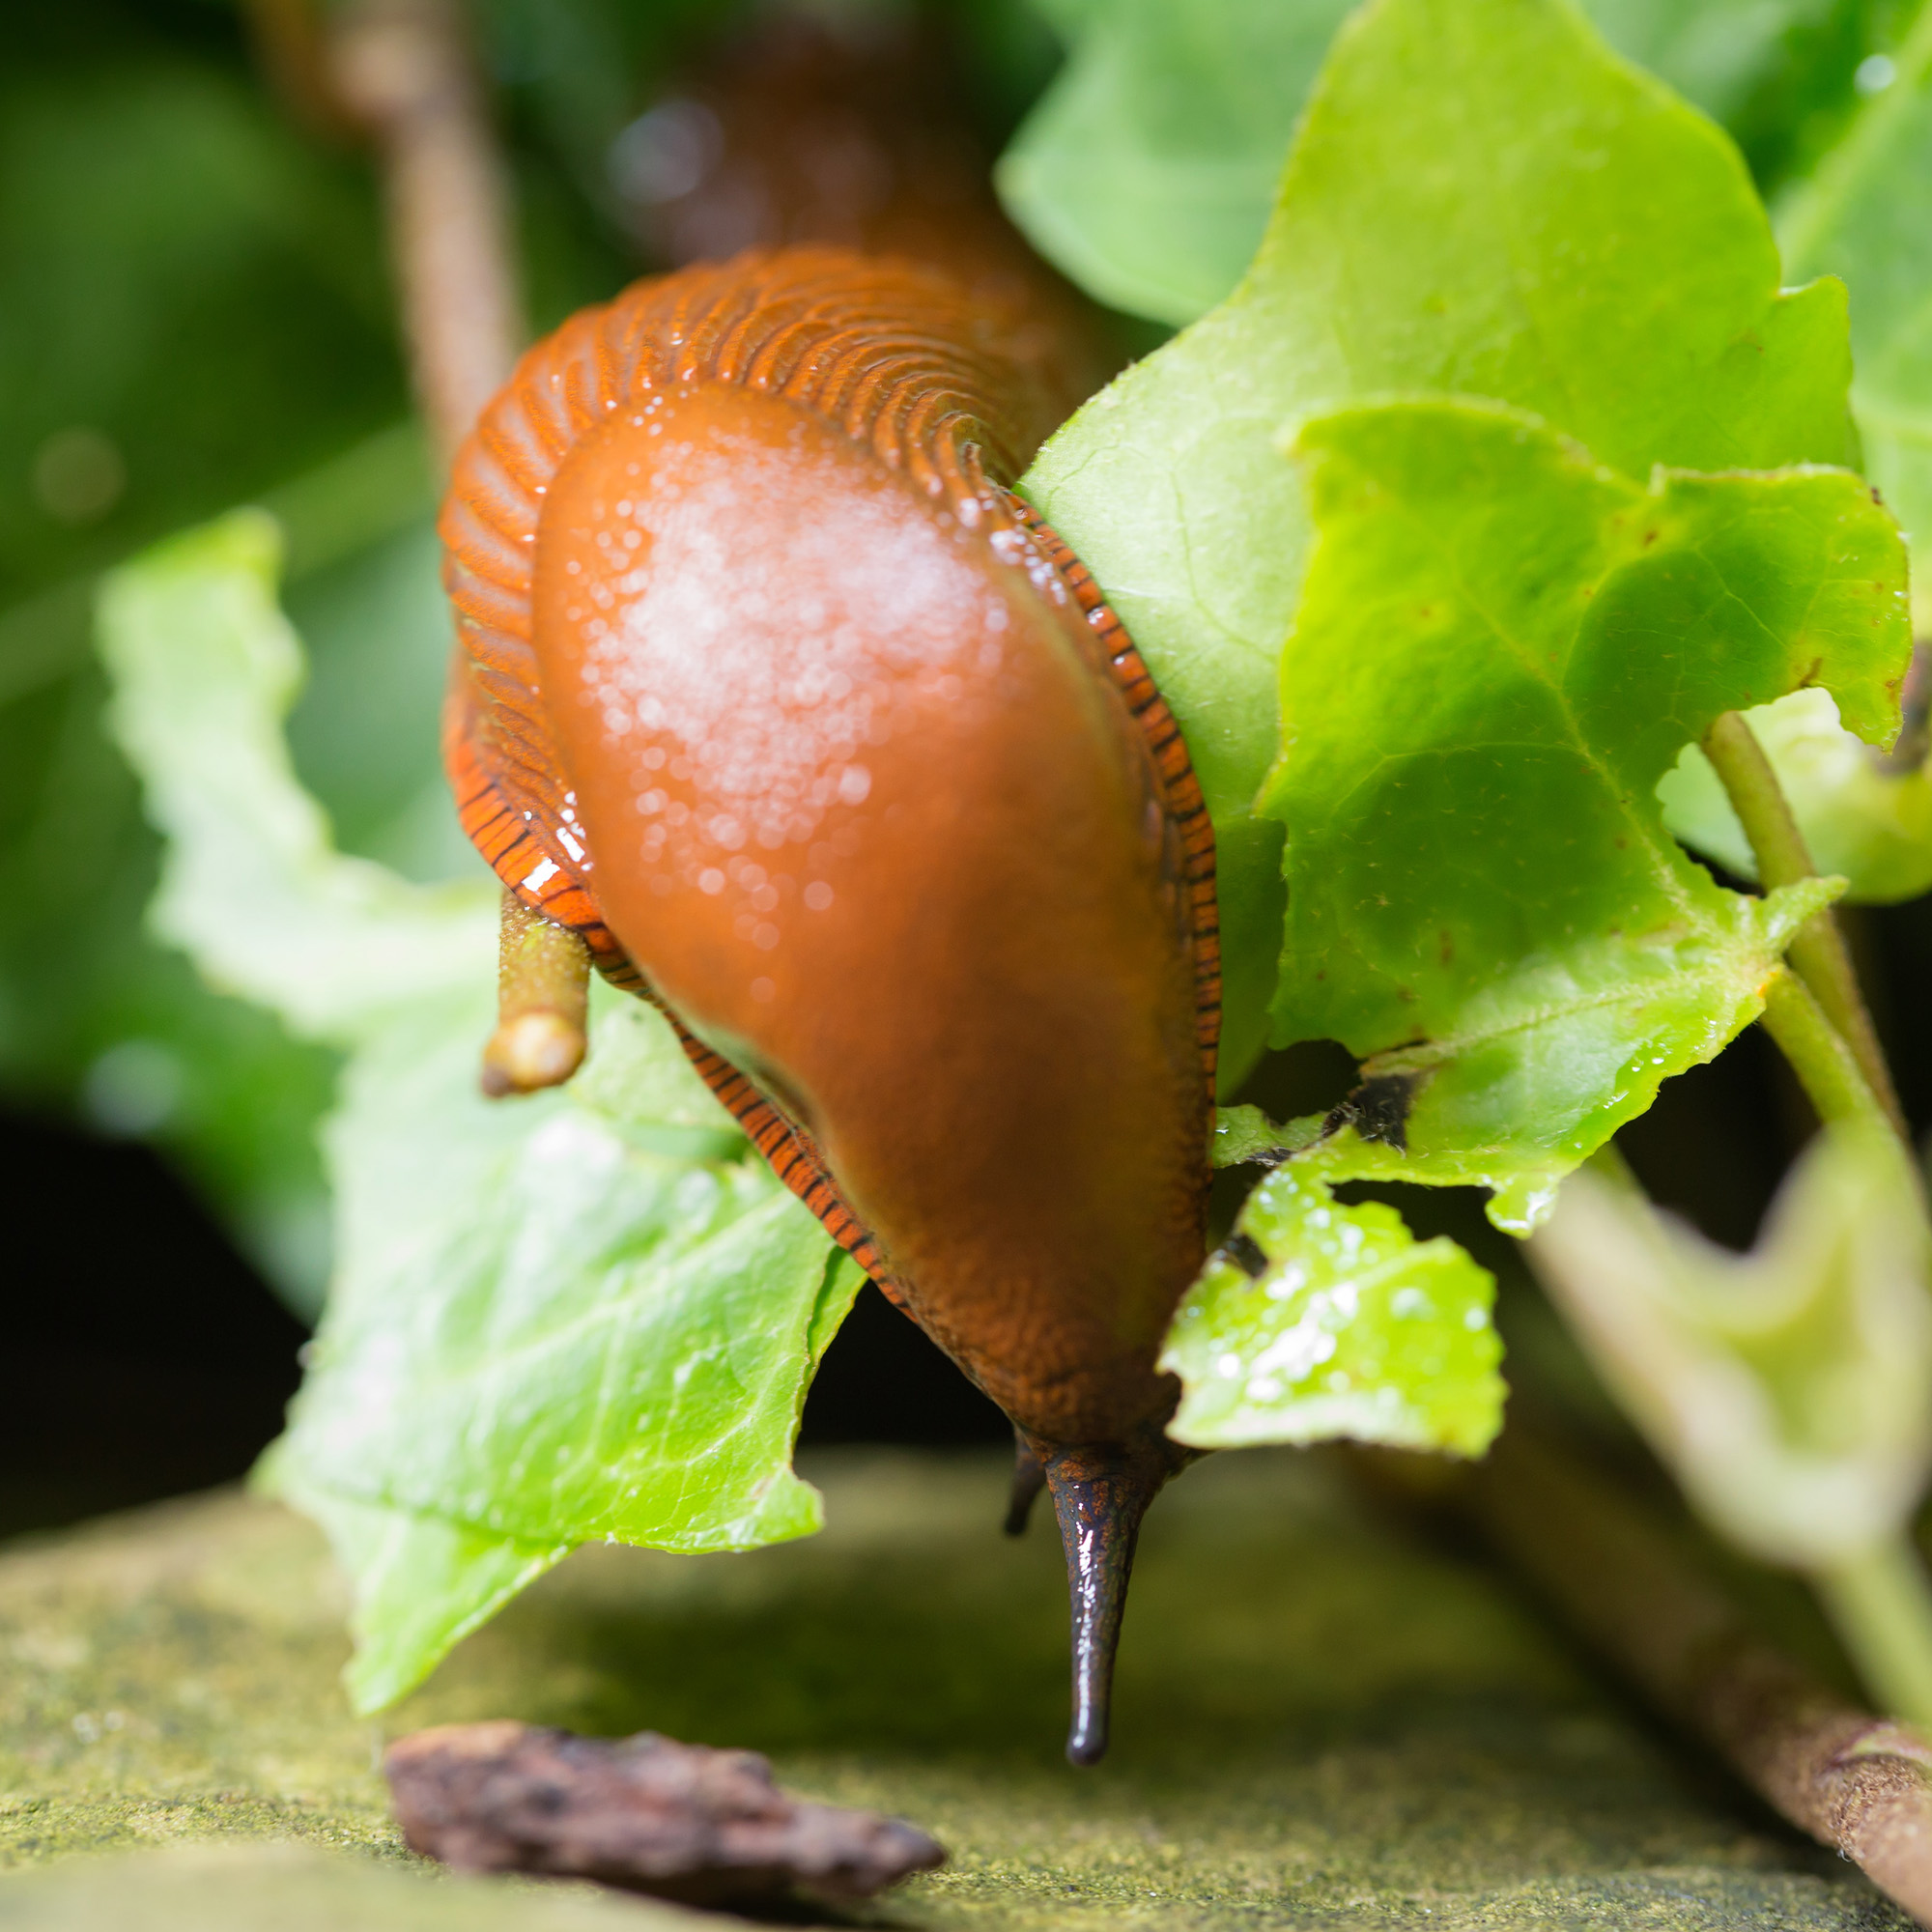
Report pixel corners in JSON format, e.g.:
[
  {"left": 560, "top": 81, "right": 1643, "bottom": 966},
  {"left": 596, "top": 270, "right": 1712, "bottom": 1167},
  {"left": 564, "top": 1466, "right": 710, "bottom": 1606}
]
[
  {"left": 311, "top": 1, "right": 590, "bottom": 1089},
  {"left": 1368, "top": 1423, "right": 1932, "bottom": 1926},
  {"left": 327, "top": 0, "right": 523, "bottom": 468},
  {"left": 1702, "top": 709, "right": 1906, "bottom": 1136}
]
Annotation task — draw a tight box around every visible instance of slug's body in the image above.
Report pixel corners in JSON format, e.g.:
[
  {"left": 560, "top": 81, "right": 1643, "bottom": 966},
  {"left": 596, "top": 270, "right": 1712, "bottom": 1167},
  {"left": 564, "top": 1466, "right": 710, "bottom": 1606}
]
[{"left": 441, "top": 248, "right": 1218, "bottom": 1760}]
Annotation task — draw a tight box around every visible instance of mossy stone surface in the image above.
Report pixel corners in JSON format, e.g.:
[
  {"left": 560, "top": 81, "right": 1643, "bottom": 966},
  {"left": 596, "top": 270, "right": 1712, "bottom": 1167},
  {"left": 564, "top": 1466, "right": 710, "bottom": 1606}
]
[{"left": 0, "top": 1447, "right": 1908, "bottom": 1927}]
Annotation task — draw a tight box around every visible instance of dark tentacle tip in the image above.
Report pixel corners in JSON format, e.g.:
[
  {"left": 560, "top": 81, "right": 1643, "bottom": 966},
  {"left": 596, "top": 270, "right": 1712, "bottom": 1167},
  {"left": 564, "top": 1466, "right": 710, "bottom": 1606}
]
[{"left": 1065, "top": 1719, "right": 1108, "bottom": 1768}]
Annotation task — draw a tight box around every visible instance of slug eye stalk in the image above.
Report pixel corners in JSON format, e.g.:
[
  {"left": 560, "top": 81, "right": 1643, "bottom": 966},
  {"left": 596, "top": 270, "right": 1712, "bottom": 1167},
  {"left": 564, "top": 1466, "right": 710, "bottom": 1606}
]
[{"left": 481, "top": 891, "right": 589, "bottom": 1096}]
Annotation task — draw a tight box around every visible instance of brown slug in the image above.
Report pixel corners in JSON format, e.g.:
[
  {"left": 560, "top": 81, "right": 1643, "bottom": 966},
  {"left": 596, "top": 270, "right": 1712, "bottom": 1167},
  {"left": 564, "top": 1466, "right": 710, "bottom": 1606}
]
[{"left": 440, "top": 244, "right": 1219, "bottom": 1765}]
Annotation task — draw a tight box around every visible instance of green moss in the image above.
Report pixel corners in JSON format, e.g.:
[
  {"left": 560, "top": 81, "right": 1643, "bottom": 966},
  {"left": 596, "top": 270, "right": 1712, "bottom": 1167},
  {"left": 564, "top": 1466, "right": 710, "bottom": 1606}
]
[
  {"left": 0, "top": 1843, "right": 697, "bottom": 1929},
  {"left": 0, "top": 1449, "right": 1907, "bottom": 1926}
]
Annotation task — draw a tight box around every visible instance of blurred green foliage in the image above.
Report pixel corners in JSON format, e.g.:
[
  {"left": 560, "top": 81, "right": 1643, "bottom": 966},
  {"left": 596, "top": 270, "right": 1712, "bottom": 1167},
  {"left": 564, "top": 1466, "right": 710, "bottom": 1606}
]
[{"left": 0, "top": 0, "right": 1064, "bottom": 1317}]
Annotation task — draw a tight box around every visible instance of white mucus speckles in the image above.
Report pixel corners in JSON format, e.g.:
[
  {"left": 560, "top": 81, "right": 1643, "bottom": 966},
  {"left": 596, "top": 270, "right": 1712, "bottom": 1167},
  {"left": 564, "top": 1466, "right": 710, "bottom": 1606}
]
[{"left": 571, "top": 419, "right": 1016, "bottom": 863}]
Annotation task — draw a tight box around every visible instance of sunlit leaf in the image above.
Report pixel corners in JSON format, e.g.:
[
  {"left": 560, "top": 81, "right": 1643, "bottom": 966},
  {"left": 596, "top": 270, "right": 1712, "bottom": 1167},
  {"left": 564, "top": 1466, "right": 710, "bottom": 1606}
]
[
  {"left": 1021, "top": 0, "right": 1858, "bottom": 1086},
  {"left": 1779, "top": 8, "right": 1932, "bottom": 633},
  {"left": 271, "top": 983, "right": 862, "bottom": 1712},
  {"left": 99, "top": 513, "right": 855, "bottom": 1711},
  {"left": 1528, "top": 1129, "right": 1932, "bottom": 1567},
  {"left": 1261, "top": 398, "right": 1899, "bottom": 1230},
  {"left": 1160, "top": 1161, "right": 1501, "bottom": 1456}
]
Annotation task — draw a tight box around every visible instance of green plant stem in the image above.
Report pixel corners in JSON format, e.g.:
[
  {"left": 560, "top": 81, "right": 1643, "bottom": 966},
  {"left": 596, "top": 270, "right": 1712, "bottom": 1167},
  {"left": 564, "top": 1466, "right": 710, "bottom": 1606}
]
[
  {"left": 1759, "top": 968, "right": 1893, "bottom": 1135},
  {"left": 1814, "top": 1535, "right": 1932, "bottom": 1734},
  {"left": 1702, "top": 709, "right": 1906, "bottom": 1137}
]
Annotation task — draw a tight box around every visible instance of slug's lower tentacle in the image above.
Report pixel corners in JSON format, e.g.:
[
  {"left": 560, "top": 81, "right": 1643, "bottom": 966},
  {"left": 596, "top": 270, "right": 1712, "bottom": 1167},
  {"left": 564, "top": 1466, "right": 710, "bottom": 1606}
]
[{"left": 1004, "top": 1430, "right": 1047, "bottom": 1538}]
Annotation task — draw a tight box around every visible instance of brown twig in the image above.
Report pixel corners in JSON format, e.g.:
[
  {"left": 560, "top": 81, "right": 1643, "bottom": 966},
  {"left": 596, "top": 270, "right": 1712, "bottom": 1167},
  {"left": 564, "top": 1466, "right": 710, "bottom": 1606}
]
[
  {"left": 306, "top": 0, "right": 594, "bottom": 1086},
  {"left": 326, "top": 0, "right": 523, "bottom": 467},
  {"left": 1378, "top": 1423, "right": 1932, "bottom": 1923}
]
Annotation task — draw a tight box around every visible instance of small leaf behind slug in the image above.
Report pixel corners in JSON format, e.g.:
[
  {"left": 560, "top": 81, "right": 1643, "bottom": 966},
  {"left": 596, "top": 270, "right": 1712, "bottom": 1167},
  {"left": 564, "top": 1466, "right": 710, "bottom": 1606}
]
[
  {"left": 996, "top": 0, "right": 1355, "bottom": 327},
  {"left": 1018, "top": 0, "right": 1858, "bottom": 1089},
  {"left": 99, "top": 513, "right": 856, "bottom": 1712},
  {"left": 1160, "top": 1163, "right": 1502, "bottom": 1457},
  {"left": 1263, "top": 399, "right": 1901, "bottom": 1230},
  {"left": 97, "top": 510, "right": 494, "bottom": 1038}
]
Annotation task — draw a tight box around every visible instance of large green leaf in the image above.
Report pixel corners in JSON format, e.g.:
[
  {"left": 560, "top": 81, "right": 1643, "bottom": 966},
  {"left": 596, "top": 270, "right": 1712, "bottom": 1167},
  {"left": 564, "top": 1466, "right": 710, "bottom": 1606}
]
[
  {"left": 99, "top": 512, "right": 854, "bottom": 1711},
  {"left": 1021, "top": 0, "right": 1858, "bottom": 1087},
  {"left": 270, "top": 983, "right": 861, "bottom": 1712},
  {"left": 1780, "top": 5, "right": 1932, "bottom": 633},
  {"left": 1260, "top": 398, "right": 1903, "bottom": 1229},
  {"left": 1649, "top": 14, "right": 1932, "bottom": 910},
  {"left": 1160, "top": 1160, "right": 1502, "bottom": 1456},
  {"left": 1000, "top": 0, "right": 1864, "bottom": 331}
]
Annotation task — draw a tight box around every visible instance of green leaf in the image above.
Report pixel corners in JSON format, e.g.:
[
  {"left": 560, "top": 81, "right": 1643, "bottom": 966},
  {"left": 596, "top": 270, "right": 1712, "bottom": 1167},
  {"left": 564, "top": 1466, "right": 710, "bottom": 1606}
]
[
  {"left": 997, "top": 0, "right": 1357, "bottom": 327},
  {"left": 272, "top": 984, "right": 861, "bottom": 1711},
  {"left": 1262, "top": 398, "right": 1902, "bottom": 1229},
  {"left": 1002, "top": 0, "right": 1858, "bottom": 333},
  {"left": 1654, "top": 13, "right": 1932, "bottom": 909},
  {"left": 1160, "top": 1161, "right": 1502, "bottom": 1456},
  {"left": 1660, "top": 688, "right": 1932, "bottom": 904},
  {"left": 1528, "top": 1130, "right": 1932, "bottom": 1567},
  {"left": 250, "top": 1470, "right": 572, "bottom": 1717},
  {"left": 1021, "top": 0, "right": 1858, "bottom": 1088},
  {"left": 99, "top": 513, "right": 857, "bottom": 1712},
  {"left": 97, "top": 510, "right": 492, "bottom": 1043},
  {"left": 1780, "top": 7, "right": 1932, "bottom": 632}
]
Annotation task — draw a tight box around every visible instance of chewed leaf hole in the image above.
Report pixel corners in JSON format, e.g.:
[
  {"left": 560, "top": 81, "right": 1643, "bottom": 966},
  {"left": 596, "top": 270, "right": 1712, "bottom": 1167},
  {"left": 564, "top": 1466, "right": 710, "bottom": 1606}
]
[{"left": 1324, "top": 1072, "right": 1418, "bottom": 1151}]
